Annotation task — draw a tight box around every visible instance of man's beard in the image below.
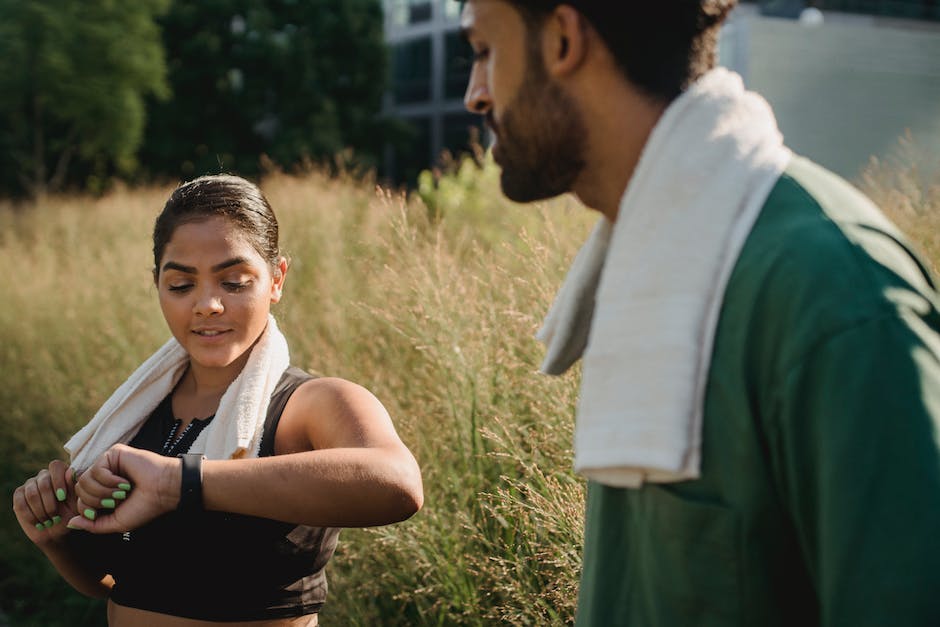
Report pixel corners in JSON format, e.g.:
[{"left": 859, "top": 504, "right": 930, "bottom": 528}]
[{"left": 492, "top": 56, "right": 587, "bottom": 203}]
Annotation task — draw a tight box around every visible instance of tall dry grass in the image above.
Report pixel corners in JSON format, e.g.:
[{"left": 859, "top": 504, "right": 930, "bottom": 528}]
[
  {"left": 0, "top": 157, "right": 593, "bottom": 626},
  {"left": 859, "top": 132, "right": 940, "bottom": 271},
  {"left": 1, "top": 139, "right": 936, "bottom": 626}
]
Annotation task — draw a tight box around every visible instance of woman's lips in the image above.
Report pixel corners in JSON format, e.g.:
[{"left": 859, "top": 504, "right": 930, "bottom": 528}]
[{"left": 191, "top": 328, "right": 231, "bottom": 342}]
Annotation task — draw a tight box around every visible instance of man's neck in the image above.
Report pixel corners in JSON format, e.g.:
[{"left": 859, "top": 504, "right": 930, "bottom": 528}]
[{"left": 571, "top": 77, "right": 668, "bottom": 222}]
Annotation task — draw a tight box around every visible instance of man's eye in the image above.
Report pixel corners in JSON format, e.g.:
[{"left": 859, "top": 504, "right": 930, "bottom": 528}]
[{"left": 472, "top": 48, "right": 489, "bottom": 62}]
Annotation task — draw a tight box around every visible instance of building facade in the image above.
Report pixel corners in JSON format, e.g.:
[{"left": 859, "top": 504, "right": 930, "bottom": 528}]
[
  {"left": 382, "top": 0, "right": 940, "bottom": 183},
  {"left": 728, "top": 1, "right": 940, "bottom": 178},
  {"left": 382, "top": 0, "right": 483, "bottom": 184}
]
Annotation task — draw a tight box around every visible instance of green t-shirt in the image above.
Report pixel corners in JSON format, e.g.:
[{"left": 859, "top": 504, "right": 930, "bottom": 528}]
[{"left": 576, "top": 156, "right": 940, "bottom": 626}]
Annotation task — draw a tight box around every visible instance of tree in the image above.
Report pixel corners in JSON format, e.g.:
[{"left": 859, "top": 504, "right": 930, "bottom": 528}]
[
  {"left": 139, "top": 0, "right": 390, "bottom": 181},
  {"left": 0, "top": 0, "right": 170, "bottom": 199}
]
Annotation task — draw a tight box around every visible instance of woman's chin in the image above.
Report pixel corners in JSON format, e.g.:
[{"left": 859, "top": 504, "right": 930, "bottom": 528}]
[{"left": 188, "top": 349, "right": 248, "bottom": 372}]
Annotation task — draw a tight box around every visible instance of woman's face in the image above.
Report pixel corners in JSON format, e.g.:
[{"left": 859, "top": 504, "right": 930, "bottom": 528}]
[{"left": 156, "top": 216, "right": 286, "bottom": 377}]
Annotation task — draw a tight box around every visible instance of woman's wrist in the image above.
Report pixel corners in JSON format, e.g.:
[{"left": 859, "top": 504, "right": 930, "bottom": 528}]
[
  {"left": 36, "top": 531, "right": 73, "bottom": 555},
  {"left": 159, "top": 455, "right": 183, "bottom": 514}
]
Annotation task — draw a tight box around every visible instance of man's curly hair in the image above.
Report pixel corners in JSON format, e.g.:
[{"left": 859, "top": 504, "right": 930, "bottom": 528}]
[{"left": 500, "top": 0, "right": 738, "bottom": 102}]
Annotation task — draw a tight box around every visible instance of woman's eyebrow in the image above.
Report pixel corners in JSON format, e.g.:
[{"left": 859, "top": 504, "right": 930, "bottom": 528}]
[
  {"left": 161, "top": 261, "right": 196, "bottom": 274},
  {"left": 211, "top": 257, "right": 248, "bottom": 273},
  {"left": 160, "top": 257, "right": 248, "bottom": 275}
]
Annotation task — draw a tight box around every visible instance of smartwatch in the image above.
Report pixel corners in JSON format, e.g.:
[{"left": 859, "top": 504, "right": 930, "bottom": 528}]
[{"left": 177, "top": 453, "right": 206, "bottom": 512}]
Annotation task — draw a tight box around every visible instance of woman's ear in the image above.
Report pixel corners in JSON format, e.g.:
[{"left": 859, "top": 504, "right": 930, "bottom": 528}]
[
  {"left": 543, "top": 5, "right": 588, "bottom": 79},
  {"left": 270, "top": 257, "right": 289, "bottom": 303}
]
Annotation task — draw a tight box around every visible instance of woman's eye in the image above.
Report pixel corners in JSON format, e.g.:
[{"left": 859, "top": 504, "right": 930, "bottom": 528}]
[
  {"left": 167, "top": 284, "right": 193, "bottom": 293},
  {"left": 223, "top": 281, "right": 250, "bottom": 293},
  {"left": 472, "top": 48, "right": 489, "bottom": 62}
]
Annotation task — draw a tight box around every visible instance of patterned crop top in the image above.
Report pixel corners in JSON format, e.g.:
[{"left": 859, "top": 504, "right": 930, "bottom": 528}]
[{"left": 68, "top": 367, "right": 341, "bottom": 622}]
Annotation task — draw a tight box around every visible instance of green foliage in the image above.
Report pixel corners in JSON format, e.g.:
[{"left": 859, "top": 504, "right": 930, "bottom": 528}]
[
  {"left": 139, "top": 0, "right": 391, "bottom": 181},
  {"left": 0, "top": 0, "right": 394, "bottom": 198},
  {"left": 0, "top": 0, "right": 170, "bottom": 198}
]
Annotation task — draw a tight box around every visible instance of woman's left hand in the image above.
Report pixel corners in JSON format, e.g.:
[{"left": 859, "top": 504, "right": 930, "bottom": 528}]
[
  {"left": 68, "top": 444, "right": 179, "bottom": 534},
  {"left": 12, "top": 460, "right": 81, "bottom": 545}
]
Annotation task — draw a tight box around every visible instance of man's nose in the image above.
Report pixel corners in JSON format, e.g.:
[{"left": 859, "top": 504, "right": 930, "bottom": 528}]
[{"left": 463, "top": 66, "right": 491, "bottom": 115}]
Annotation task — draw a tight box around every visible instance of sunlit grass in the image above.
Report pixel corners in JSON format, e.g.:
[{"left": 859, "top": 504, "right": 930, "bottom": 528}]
[
  {"left": 859, "top": 132, "right": 940, "bottom": 272},
  {"left": 1, "top": 138, "right": 937, "bottom": 625},
  {"left": 0, "top": 156, "right": 592, "bottom": 626}
]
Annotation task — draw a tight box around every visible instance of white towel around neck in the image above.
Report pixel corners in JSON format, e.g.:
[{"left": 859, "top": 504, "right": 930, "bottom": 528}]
[
  {"left": 65, "top": 314, "right": 290, "bottom": 472},
  {"left": 537, "top": 68, "right": 791, "bottom": 488}
]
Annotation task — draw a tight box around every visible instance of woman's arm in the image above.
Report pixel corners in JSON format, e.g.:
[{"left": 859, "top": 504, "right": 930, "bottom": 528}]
[
  {"left": 11, "top": 461, "right": 113, "bottom": 597},
  {"left": 208, "top": 376, "right": 424, "bottom": 525},
  {"left": 69, "top": 377, "right": 423, "bottom": 531}
]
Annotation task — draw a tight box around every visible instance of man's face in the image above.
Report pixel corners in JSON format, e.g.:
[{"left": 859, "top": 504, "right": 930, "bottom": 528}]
[{"left": 462, "top": 1, "right": 586, "bottom": 203}]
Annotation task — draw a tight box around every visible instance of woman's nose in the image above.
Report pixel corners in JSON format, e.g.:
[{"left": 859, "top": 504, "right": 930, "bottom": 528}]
[{"left": 193, "top": 289, "right": 224, "bottom": 316}]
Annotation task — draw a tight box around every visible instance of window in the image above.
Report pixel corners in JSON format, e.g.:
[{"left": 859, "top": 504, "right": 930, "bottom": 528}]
[
  {"left": 392, "top": 37, "right": 432, "bottom": 104},
  {"left": 409, "top": 1, "right": 433, "bottom": 23},
  {"left": 444, "top": 31, "right": 474, "bottom": 100},
  {"left": 386, "top": 0, "right": 434, "bottom": 27}
]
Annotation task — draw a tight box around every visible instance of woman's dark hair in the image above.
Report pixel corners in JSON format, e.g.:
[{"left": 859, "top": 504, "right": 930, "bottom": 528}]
[
  {"left": 506, "top": 0, "right": 738, "bottom": 102},
  {"left": 153, "top": 175, "right": 282, "bottom": 279}
]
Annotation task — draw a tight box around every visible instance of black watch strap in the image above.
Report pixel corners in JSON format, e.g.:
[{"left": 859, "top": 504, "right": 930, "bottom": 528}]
[{"left": 177, "top": 453, "right": 205, "bottom": 512}]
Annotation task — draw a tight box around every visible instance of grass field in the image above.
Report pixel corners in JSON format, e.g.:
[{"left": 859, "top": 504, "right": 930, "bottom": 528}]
[{"left": 0, "top": 144, "right": 937, "bottom": 625}]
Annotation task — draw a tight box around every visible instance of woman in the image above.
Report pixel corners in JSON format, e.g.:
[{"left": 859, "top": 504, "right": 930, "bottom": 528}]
[{"left": 12, "top": 175, "right": 423, "bottom": 625}]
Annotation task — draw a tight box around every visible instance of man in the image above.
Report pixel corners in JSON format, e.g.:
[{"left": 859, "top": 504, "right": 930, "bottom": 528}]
[{"left": 460, "top": 1, "right": 940, "bottom": 625}]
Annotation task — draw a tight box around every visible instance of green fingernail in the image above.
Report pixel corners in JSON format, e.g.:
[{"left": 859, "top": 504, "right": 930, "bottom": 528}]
[
  {"left": 118, "top": 483, "right": 131, "bottom": 491},
  {"left": 83, "top": 508, "right": 96, "bottom": 520},
  {"left": 101, "top": 499, "right": 116, "bottom": 509},
  {"left": 112, "top": 490, "right": 127, "bottom": 500},
  {"left": 35, "top": 523, "right": 45, "bottom": 531},
  {"left": 52, "top": 516, "right": 62, "bottom": 525},
  {"left": 43, "top": 519, "right": 53, "bottom": 528},
  {"left": 56, "top": 488, "right": 66, "bottom": 502}
]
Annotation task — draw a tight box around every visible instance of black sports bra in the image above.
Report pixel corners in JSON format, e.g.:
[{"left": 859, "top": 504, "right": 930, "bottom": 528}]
[{"left": 68, "top": 367, "right": 340, "bottom": 621}]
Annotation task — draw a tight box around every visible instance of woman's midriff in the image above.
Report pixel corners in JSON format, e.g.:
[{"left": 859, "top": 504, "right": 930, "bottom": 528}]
[{"left": 107, "top": 601, "right": 318, "bottom": 627}]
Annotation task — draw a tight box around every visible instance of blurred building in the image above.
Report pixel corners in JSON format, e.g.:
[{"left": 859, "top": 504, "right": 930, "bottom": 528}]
[
  {"left": 728, "top": 1, "right": 940, "bottom": 178},
  {"left": 381, "top": 0, "right": 940, "bottom": 183},
  {"left": 751, "top": 0, "right": 939, "bottom": 20},
  {"left": 382, "top": 0, "right": 483, "bottom": 184}
]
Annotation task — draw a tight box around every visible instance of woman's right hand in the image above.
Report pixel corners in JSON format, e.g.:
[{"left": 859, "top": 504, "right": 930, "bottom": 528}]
[{"left": 12, "top": 460, "right": 82, "bottom": 547}]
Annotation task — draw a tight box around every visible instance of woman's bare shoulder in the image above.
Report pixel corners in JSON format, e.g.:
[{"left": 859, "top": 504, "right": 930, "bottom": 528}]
[{"left": 275, "top": 376, "right": 394, "bottom": 453}]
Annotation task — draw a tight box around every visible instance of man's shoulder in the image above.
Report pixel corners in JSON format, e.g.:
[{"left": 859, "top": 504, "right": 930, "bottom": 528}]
[
  {"left": 732, "top": 156, "right": 935, "bottom": 314},
  {"left": 751, "top": 156, "right": 926, "bottom": 281},
  {"left": 719, "top": 156, "right": 940, "bottom": 371}
]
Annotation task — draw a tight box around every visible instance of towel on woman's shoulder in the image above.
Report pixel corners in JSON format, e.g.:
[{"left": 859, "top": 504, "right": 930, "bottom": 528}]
[
  {"left": 65, "top": 314, "right": 290, "bottom": 472},
  {"left": 537, "top": 68, "right": 791, "bottom": 488}
]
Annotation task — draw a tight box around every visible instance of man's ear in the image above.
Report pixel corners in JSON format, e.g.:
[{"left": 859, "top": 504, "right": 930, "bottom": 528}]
[{"left": 542, "top": 5, "right": 588, "bottom": 78}]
